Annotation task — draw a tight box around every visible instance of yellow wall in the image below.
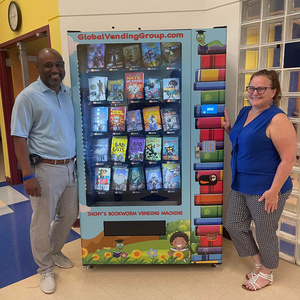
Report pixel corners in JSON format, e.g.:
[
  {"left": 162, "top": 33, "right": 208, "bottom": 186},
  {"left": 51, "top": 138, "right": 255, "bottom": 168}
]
[{"left": 0, "top": 0, "right": 62, "bottom": 180}]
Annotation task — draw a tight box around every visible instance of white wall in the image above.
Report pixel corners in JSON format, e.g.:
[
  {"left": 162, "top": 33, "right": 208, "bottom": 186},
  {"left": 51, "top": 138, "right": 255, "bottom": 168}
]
[{"left": 58, "top": 0, "right": 241, "bottom": 217}]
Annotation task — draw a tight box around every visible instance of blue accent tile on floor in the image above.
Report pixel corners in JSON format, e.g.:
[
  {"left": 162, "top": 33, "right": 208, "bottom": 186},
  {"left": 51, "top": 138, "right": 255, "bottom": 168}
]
[{"left": 0, "top": 184, "right": 80, "bottom": 289}]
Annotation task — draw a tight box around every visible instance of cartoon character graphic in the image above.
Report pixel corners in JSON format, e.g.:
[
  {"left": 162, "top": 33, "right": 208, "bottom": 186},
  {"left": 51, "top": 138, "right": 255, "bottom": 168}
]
[
  {"left": 168, "top": 231, "right": 189, "bottom": 260},
  {"left": 196, "top": 30, "right": 224, "bottom": 53},
  {"left": 113, "top": 239, "right": 124, "bottom": 258}
]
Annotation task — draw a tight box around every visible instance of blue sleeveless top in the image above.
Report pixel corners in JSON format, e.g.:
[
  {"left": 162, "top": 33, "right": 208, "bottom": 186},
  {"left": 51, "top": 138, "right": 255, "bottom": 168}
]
[{"left": 229, "top": 105, "right": 292, "bottom": 195}]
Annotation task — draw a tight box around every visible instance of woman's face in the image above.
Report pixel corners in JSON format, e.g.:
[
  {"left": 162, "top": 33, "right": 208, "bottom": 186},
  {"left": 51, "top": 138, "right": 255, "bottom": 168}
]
[{"left": 247, "top": 75, "right": 277, "bottom": 109}]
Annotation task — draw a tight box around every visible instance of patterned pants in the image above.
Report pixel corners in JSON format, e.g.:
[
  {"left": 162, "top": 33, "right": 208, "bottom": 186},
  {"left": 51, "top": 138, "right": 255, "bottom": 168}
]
[{"left": 225, "top": 189, "right": 291, "bottom": 269}]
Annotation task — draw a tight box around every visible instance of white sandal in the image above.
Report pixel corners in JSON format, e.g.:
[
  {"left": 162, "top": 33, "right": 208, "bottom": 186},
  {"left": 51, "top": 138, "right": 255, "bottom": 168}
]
[
  {"left": 246, "top": 263, "right": 262, "bottom": 280},
  {"left": 242, "top": 271, "right": 273, "bottom": 291}
]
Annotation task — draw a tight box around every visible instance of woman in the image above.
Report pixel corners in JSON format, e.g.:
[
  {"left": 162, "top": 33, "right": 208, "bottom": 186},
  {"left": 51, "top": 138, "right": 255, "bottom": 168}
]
[{"left": 223, "top": 69, "right": 297, "bottom": 291}]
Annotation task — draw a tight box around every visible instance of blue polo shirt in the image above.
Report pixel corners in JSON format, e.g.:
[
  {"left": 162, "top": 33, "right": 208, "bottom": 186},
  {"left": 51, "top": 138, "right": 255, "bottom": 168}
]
[
  {"left": 11, "top": 77, "right": 76, "bottom": 160},
  {"left": 229, "top": 105, "right": 292, "bottom": 195}
]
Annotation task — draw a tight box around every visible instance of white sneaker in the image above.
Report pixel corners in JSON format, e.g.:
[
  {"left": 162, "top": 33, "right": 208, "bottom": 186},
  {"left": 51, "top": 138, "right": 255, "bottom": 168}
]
[
  {"left": 52, "top": 251, "right": 74, "bottom": 268},
  {"left": 40, "top": 271, "right": 56, "bottom": 294}
]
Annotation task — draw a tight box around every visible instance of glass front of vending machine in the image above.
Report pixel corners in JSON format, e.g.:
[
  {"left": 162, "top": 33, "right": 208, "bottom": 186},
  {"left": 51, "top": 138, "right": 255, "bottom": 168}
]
[{"left": 68, "top": 30, "right": 192, "bottom": 265}]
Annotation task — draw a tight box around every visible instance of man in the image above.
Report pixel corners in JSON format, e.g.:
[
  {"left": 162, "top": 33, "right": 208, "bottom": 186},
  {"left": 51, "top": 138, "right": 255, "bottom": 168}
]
[{"left": 11, "top": 48, "right": 78, "bottom": 294}]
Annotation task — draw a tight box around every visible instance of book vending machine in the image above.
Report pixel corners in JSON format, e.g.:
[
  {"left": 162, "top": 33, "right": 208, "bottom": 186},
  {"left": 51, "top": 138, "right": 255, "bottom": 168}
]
[{"left": 67, "top": 27, "right": 226, "bottom": 265}]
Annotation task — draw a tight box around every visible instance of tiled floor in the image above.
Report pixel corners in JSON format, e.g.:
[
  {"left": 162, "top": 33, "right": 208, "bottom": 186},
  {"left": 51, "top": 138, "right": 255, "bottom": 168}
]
[{"left": 1, "top": 142, "right": 300, "bottom": 299}]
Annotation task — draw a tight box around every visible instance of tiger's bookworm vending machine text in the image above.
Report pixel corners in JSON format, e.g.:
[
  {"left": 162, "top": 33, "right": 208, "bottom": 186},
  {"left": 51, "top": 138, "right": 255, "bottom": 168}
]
[{"left": 68, "top": 27, "right": 226, "bottom": 265}]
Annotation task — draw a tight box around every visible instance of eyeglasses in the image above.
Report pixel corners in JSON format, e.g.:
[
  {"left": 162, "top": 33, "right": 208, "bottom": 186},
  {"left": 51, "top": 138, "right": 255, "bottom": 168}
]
[{"left": 246, "top": 86, "right": 273, "bottom": 95}]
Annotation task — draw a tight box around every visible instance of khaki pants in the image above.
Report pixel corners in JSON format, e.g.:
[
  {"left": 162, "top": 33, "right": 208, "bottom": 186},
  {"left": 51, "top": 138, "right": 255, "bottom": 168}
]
[{"left": 30, "top": 161, "right": 78, "bottom": 274}]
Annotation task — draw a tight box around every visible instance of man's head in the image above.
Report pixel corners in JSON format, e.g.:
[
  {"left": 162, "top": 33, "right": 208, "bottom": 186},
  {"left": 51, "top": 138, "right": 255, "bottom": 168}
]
[{"left": 36, "top": 48, "right": 65, "bottom": 93}]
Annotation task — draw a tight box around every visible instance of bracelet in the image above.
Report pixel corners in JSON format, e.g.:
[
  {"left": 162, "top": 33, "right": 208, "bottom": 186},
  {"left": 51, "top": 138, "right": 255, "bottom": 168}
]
[{"left": 23, "top": 174, "right": 34, "bottom": 181}]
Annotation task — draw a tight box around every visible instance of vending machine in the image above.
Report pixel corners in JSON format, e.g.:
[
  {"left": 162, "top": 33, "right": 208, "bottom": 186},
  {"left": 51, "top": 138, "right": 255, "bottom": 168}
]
[{"left": 68, "top": 27, "right": 226, "bottom": 265}]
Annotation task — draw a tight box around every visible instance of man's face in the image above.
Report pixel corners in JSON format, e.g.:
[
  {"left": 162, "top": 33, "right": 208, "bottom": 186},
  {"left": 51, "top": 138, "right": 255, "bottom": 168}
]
[{"left": 36, "top": 50, "right": 65, "bottom": 93}]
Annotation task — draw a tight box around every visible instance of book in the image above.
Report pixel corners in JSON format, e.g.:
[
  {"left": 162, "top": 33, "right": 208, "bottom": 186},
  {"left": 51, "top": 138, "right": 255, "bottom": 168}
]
[
  {"left": 126, "top": 109, "right": 143, "bottom": 132},
  {"left": 143, "top": 106, "right": 162, "bottom": 131},
  {"left": 144, "top": 77, "right": 161, "bottom": 100},
  {"left": 105, "top": 44, "right": 124, "bottom": 69},
  {"left": 93, "top": 138, "right": 110, "bottom": 162},
  {"left": 145, "top": 136, "right": 161, "bottom": 161},
  {"left": 107, "top": 79, "right": 124, "bottom": 101},
  {"left": 128, "top": 166, "right": 145, "bottom": 191},
  {"left": 200, "top": 181, "right": 223, "bottom": 194},
  {"left": 128, "top": 136, "right": 145, "bottom": 162},
  {"left": 194, "top": 162, "right": 224, "bottom": 170},
  {"left": 196, "top": 225, "right": 223, "bottom": 236},
  {"left": 200, "top": 235, "right": 223, "bottom": 247},
  {"left": 195, "top": 69, "right": 226, "bottom": 82},
  {"left": 162, "top": 163, "right": 181, "bottom": 190},
  {"left": 109, "top": 106, "right": 126, "bottom": 131},
  {"left": 111, "top": 136, "right": 128, "bottom": 162},
  {"left": 87, "top": 44, "right": 105, "bottom": 69},
  {"left": 161, "top": 42, "right": 181, "bottom": 68},
  {"left": 111, "top": 165, "right": 129, "bottom": 191},
  {"left": 200, "top": 54, "right": 226, "bottom": 69},
  {"left": 145, "top": 165, "right": 162, "bottom": 190},
  {"left": 125, "top": 72, "right": 144, "bottom": 100},
  {"left": 194, "top": 81, "right": 226, "bottom": 90},
  {"left": 194, "top": 194, "right": 223, "bottom": 206},
  {"left": 198, "top": 141, "right": 224, "bottom": 150},
  {"left": 91, "top": 106, "right": 108, "bottom": 132},
  {"left": 194, "top": 218, "right": 223, "bottom": 225},
  {"left": 201, "top": 150, "right": 224, "bottom": 162},
  {"left": 163, "top": 78, "right": 180, "bottom": 100},
  {"left": 94, "top": 167, "right": 111, "bottom": 191},
  {"left": 142, "top": 42, "right": 161, "bottom": 67},
  {"left": 122, "top": 44, "right": 142, "bottom": 68},
  {"left": 162, "top": 136, "right": 179, "bottom": 160},
  {"left": 88, "top": 76, "right": 108, "bottom": 101},
  {"left": 200, "top": 90, "right": 225, "bottom": 105},
  {"left": 195, "top": 117, "right": 224, "bottom": 129},
  {"left": 200, "top": 129, "right": 224, "bottom": 142},
  {"left": 194, "top": 104, "right": 225, "bottom": 117},
  {"left": 161, "top": 107, "right": 180, "bottom": 131},
  {"left": 200, "top": 205, "right": 223, "bottom": 218}
]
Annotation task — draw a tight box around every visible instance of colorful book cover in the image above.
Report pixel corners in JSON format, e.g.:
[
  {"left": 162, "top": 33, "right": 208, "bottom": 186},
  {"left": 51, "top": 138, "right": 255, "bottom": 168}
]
[
  {"left": 128, "top": 166, "right": 145, "bottom": 191},
  {"left": 194, "top": 81, "right": 226, "bottom": 91},
  {"left": 88, "top": 76, "right": 108, "bottom": 101},
  {"left": 126, "top": 109, "right": 143, "bottom": 132},
  {"left": 105, "top": 44, "right": 124, "bottom": 69},
  {"left": 122, "top": 44, "right": 142, "bottom": 68},
  {"left": 196, "top": 170, "right": 223, "bottom": 184},
  {"left": 162, "top": 136, "right": 179, "bottom": 160},
  {"left": 94, "top": 167, "right": 111, "bottom": 191},
  {"left": 107, "top": 79, "right": 124, "bottom": 101},
  {"left": 111, "top": 165, "right": 129, "bottom": 191},
  {"left": 162, "top": 163, "right": 181, "bottom": 190},
  {"left": 201, "top": 90, "right": 225, "bottom": 105},
  {"left": 109, "top": 106, "right": 126, "bottom": 131},
  {"left": 125, "top": 72, "right": 144, "bottom": 100},
  {"left": 111, "top": 136, "right": 128, "bottom": 162},
  {"left": 200, "top": 235, "right": 223, "bottom": 247},
  {"left": 142, "top": 42, "right": 161, "bottom": 67},
  {"left": 195, "top": 69, "right": 226, "bottom": 82},
  {"left": 200, "top": 54, "right": 226, "bottom": 69},
  {"left": 200, "top": 205, "right": 223, "bottom": 218},
  {"left": 91, "top": 106, "right": 108, "bottom": 132},
  {"left": 145, "top": 165, "right": 162, "bottom": 190},
  {"left": 161, "top": 42, "right": 181, "bottom": 68},
  {"left": 161, "top": 107, "right": 180, "bottom": 131},
  {"left": 87, "top": 44, "right": 105, "bottom": 69},
  {"left": 200, "top": 181, "right": 223, "bottom": 194},
  {"left": 93, "top": 138, "right": 110, "bottom": 162},
  {"left": 144, "top": 77, "right": 161, "bottom": 100},
  {"left": 128, "top": 136, "right": 145, "bottom": 162},
  {"left": 196, "top": 225, "right": 223, "bottom": 236},
  {"left": 163, "top": 78, "right": 180, "bottom": 100},
  {"left": 194, "top": 194, "right": 223, "bottom": 206},
  {"left": 200, "top": 129, "right": 224, "bottom": 142},
  {"left": 143, "top": 106, "right": 162, "bottom": 131},
  {"left": 200, "top": 150, "right": 224, "bottom": 162},
  {"left": 195, "top": 117, "right": 224, "bottom": 129},
  {"left": 145, "top": 136, "right": 161, "bottom": 161}
]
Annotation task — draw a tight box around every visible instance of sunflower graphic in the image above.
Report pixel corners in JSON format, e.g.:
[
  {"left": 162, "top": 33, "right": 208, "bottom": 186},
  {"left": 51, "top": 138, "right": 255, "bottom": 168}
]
[
  {"left": 131, "top": 249, "right": 142, "bottom": 259},
  {"left": 82, "top": 247, "right": 89, "bottom": 258}
]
